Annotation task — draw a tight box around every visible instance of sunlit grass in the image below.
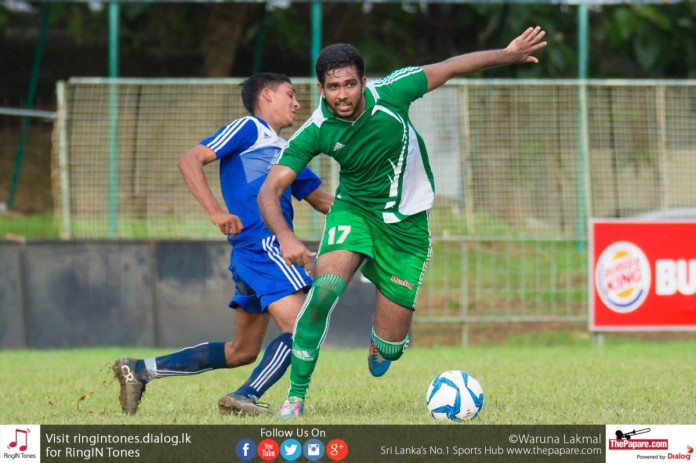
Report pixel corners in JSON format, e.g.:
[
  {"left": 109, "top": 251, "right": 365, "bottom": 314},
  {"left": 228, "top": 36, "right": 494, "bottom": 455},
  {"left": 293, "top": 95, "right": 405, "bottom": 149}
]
[{"left": 1, "top": 341, "right": 693, "bottom": 425}]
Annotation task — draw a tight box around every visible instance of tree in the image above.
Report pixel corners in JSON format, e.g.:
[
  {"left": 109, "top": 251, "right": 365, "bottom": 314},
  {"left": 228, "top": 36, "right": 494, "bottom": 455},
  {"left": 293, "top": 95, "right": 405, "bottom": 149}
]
[{"left": 200, "top": 3, "right": 249, "bottom": 77}]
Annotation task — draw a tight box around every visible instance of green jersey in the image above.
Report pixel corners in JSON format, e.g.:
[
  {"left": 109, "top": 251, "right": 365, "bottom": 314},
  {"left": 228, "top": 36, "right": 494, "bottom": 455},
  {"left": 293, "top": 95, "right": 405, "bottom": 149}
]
[{"left": 276, "top": 66, "right": 435, "bottom": 223}]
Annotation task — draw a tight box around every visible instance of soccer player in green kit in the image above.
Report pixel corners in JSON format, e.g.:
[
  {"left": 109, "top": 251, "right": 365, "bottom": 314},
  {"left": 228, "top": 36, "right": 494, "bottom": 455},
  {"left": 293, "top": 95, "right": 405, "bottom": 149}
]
[{"left": 258, "top": 26, "right": 547, "bottom": 418}]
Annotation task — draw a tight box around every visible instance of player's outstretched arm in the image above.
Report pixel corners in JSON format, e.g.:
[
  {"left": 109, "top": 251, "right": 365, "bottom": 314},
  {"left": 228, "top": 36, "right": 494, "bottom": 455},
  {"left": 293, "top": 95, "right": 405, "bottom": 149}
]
[
  {"left": 258, "top": 165, "right": 316, "bottom": 272},
  {"left": 422, "top": 26, "right": 547, "bottom": 92},
  {"left": 178, "top": 144, "right": 243, "bottom": 236}
]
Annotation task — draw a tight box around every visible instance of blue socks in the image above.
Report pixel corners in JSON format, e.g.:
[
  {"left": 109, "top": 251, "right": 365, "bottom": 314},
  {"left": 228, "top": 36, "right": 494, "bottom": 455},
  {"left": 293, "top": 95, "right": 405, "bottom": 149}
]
[
  {"left": 234, "top": 332, "right": 292, "bottom": 401},
  {"left": 133, "top": 334, "right": 292, "bottom": 402},
  {"left": 136, "top": 342, "right": 227, "bottom": 383}
]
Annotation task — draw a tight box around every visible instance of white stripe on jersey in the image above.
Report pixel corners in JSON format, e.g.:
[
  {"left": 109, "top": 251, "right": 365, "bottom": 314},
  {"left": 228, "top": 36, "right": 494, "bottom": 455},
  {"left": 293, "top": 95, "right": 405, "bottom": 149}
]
[
  {"left": 412, "top": 211, "right": 433, "bottom": 302},
  {"left": 367, "top": 67, "right": 422, "bottom": 105},
  {"left": 398, "top": 123, "right": 434, "bottom": 216},
  {"left": 262, "top": 236, "right": 306, "bottom": 290},
  {"left": 371, "top": 105, "right": 407, "bottom": 200},
  {"left": 249, "top": 342, "right": 291, "bottom": 390},
  {"left": 373, "top": 66, "right": 422, "bottom": 88},
  {"left": 207, "top": 117, "right": 247, "bottom": 152}
]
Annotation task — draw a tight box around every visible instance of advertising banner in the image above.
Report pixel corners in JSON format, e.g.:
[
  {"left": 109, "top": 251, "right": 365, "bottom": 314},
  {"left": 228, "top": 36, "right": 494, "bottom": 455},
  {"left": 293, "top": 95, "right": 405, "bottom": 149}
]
[{"left": 590, "top": 220, "right": 696, "bottom": 331}]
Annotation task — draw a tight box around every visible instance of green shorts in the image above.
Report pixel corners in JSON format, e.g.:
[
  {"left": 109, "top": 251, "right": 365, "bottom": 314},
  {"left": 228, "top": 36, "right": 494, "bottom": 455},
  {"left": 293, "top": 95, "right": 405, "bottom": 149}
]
[{"left": 317, "top": 200, "right": 432, "bottom": 308}]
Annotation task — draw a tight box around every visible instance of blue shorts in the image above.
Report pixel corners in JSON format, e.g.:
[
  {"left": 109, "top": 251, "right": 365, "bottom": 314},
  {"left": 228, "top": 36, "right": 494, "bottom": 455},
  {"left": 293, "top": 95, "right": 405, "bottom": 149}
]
[{"left": 228, "top": 236, "right": 312, "bottom": 313}]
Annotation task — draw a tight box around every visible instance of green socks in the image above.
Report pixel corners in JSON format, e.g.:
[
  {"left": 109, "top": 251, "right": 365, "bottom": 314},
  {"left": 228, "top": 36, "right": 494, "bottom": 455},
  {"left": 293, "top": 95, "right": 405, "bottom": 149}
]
[
  {"left": 372, "top": 327, "right": 410, "bottom": 360},
  {"left": 289, "top": 274, "right": 345, "bottom": 399}
]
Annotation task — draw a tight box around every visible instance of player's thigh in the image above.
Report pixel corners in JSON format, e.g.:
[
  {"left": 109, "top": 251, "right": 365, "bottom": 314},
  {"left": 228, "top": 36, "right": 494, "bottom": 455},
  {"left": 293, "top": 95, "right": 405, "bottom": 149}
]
[
  {"left": 362, "top": 211, "right": 432, "bottom": 309},
  {"left": 317, "top": 202, "right": 373, "bottom": 261},
  {"left": 314, "top": 250, "right": 364, "bottom": 283},
  {"left": 266, "top": 290, "right": 305, "bottom": 333},
  {"left": 316, "top": 202, "right": 373, "bottom": 282},
  {"left": 374, "top": 290, "right": 413, "bottom": 341}
]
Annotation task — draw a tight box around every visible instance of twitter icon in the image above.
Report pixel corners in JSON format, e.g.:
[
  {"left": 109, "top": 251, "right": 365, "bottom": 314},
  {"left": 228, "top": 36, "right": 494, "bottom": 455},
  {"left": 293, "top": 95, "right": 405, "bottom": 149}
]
[{"left": 280, "top": 438, "right": 302, "bottom": 461}]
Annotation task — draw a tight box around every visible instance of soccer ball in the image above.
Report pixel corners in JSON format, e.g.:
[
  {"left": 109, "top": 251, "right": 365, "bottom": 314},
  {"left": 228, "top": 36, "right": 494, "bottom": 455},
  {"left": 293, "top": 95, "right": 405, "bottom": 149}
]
[{"left": 426, "top": 370, "right": 484, "bottom": 421}]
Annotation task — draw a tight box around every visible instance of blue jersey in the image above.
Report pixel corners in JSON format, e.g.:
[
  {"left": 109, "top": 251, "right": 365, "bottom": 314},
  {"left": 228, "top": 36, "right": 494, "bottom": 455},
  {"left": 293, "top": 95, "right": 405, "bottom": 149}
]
[{"left": 201, "top": 115, "right": 321, "bottom": 248}]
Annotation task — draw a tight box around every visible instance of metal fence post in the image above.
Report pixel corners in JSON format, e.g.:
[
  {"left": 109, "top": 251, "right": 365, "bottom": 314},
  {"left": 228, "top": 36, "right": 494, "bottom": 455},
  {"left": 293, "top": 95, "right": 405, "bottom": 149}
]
[{"left": 56, "top": 81, "right": 72, "bottom": 239}]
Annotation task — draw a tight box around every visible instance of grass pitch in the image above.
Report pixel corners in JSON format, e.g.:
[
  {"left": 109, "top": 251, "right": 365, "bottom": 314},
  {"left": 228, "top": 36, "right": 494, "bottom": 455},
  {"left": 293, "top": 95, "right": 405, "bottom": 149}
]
[{"left": 1, "top": 336, "right": 694, "bottom": 425}]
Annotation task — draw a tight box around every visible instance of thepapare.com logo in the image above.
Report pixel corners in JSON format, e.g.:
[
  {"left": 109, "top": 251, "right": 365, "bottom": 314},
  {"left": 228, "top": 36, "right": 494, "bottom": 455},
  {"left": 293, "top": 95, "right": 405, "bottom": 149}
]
[{"left": 596, "top": 241, "right": 651, "bottom": 313}]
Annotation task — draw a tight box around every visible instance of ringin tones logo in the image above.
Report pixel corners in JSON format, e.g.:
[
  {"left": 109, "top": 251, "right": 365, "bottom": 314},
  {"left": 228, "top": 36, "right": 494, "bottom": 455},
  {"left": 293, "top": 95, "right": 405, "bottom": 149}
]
[
  {"left": 1, "top": 425, "right": 40, "bottom": 461},
  {"left": 596, "top": 241, "right": 651, "bottom": 313}
]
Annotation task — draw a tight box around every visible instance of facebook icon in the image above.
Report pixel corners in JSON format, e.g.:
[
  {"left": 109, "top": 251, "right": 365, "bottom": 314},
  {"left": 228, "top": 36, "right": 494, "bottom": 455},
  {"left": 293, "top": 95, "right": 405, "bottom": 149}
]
[{"left": 235, "top": 438, "right": 256, "bottom": 461}]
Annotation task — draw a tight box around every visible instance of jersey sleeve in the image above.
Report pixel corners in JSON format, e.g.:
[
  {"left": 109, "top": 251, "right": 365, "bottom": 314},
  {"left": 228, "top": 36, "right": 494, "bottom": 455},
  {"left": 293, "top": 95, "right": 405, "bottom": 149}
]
[
  {"left": 372, "top": 66, "right": 428, "bottom": 109},
  {"left": 275, "top": 120, "right": 319, "bottom": 174},
  {"left": 200, "top": 117, "right": 257, "bottom": 158},
  {"left": 291, "top": 167, "right": 322, "bottom": 201}
]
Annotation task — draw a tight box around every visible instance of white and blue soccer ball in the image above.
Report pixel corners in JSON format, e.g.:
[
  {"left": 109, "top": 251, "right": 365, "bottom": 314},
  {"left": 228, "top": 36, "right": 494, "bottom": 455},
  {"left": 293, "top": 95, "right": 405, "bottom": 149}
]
[{"left": 426, "top": 370, "right": 484, "bottom": 421}]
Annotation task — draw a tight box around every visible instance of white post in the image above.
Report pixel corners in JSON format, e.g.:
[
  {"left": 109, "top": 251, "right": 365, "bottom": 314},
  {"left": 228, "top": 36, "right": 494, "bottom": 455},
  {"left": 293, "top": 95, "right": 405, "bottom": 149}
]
[{"left": 55, "top": 80, "right": 72, "bottom": 239}]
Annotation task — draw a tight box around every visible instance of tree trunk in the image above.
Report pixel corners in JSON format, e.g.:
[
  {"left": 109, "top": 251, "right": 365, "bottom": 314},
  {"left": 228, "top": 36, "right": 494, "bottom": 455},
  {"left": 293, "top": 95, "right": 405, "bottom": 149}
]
[{"left": 200, "top": 3, "right": 249, "bottom": 77}]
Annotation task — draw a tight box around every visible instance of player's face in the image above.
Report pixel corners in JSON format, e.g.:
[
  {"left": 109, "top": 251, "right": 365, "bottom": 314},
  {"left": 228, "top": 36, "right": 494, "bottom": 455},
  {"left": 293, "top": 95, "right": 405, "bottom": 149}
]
[
  {"left": 318, "top": 66, "right": 366, "bottom": 121},
  {"left": 270, "top": 82, "right": 300, "bottom": 129}
]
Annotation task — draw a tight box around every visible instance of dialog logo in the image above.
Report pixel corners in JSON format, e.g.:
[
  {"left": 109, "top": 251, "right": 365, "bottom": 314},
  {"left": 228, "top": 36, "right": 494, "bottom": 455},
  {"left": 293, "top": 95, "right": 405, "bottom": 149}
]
[
  {"left": 595, "top": 241, "right": 651, "bottom": 313},
  {"left": 280, "top": 438, "right": 302, "bottom": 461},
  {"left": 234, "top": 438, "right": 256, "bottom": 461}
]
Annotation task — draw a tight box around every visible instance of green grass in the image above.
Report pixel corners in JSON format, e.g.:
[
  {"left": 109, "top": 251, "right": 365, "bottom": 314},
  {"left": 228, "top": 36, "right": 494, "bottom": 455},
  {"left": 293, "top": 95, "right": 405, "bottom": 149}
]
[
  {"left": 0, "top": 212, "right": 58, "bottom": 239},
  {"left": 1, "top": 339, "right": 694, "bottom": 425}
]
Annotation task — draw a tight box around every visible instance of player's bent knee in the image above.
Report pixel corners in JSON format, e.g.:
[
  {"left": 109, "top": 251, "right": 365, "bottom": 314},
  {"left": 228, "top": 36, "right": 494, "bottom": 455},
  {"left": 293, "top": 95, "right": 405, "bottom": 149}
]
[
  {"left": 306, "top": 274, "right": 345, "bottom": 316},
  {"left": 312, "top": 274, "right": 345, "bottom": 301},
  {"left": 294, "top": 275, "right": 345, "bottom": 349}
]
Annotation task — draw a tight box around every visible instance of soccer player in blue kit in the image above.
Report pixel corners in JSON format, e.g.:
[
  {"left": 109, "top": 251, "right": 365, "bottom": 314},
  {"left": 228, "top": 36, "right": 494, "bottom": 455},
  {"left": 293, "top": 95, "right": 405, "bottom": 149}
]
[{"left": 113, "top": 73, "right": 333, "bottom": 417}]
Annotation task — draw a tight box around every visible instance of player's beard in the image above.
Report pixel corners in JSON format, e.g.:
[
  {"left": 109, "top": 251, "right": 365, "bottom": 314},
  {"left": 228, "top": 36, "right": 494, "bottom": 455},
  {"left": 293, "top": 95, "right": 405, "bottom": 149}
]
[{"left": 328, "top": 94, "right": 365, "bottom": 121}]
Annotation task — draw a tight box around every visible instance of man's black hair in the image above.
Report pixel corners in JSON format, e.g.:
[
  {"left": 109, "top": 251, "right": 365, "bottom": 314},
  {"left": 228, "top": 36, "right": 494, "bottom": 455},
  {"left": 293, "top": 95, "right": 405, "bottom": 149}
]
[
  {"left": 315, "top": 43, "right": 365, "bottom": 85},
  {"left": 240, "top": 72, "right": 292, "bottom": 114}
]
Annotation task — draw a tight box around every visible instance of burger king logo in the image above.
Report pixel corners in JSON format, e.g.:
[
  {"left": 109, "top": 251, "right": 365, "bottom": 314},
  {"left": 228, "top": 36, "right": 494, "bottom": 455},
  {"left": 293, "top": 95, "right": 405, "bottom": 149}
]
[{"left": 595, "top": 241, "right": 651, "bottom": 313}]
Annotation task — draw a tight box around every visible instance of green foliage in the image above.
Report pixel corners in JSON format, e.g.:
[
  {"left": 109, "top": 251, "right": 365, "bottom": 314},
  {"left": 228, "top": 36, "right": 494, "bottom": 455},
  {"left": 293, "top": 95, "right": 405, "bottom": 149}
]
[
  {"left": 3, "top": 2, "right": 696, "bottom": 80},
  {"left": 598, "top": 3, "right": 696, "bottom": 77},
  {"left": 1, "top": 342, "right": 694, "bottom": 424},
  {"left": 0, "top": 5, "right": 9, "bottom": 27},
  {"left": 608, "top": 7, "right": 637, "bottom": 44},
  {"left": 265, "top": 6, "right": 309, "bottom": 54}
]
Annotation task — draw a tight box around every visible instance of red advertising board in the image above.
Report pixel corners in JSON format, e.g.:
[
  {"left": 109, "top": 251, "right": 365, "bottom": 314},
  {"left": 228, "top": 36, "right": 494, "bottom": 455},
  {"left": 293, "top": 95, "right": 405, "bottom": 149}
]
[{"left": 590, "top": 220, "right": 696, "bottom": 331}]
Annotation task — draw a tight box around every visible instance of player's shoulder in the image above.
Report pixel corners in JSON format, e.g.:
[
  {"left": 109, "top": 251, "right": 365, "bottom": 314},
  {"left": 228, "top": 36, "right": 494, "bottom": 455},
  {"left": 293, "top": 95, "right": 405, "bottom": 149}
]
[
  {"left": 216, "top": 115, "right": 260, "bottom": 140},
  {"left": 223, "top": 114, "right": 256, "bottom": 129},
  {"left": 372, "top": 66, "right": 424, "bottom": 88},
  {"left": 367, "top": 66, "right": 427, "bottom": 104},
  {"left": 203, "top": 115, "right": 258, "bottom": 151},
  {"left": 236, "top": 115, "right": 285, "bottom": 146},
  {"left": 287, "top": 110, "right": 323, "bottom": 143}
]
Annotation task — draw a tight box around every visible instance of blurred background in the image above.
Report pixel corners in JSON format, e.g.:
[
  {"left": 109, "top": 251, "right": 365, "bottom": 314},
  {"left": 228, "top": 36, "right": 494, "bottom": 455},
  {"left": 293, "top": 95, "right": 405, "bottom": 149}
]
[{"left": 1, "top": 0, "right": 696, "bottom": 348}]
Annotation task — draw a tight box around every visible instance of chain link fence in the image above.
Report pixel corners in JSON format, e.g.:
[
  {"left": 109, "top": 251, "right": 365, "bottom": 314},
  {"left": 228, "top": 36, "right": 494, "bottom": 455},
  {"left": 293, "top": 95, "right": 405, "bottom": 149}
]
[{"left": 53, "top": 78, "right": 696, "bottom": 342}]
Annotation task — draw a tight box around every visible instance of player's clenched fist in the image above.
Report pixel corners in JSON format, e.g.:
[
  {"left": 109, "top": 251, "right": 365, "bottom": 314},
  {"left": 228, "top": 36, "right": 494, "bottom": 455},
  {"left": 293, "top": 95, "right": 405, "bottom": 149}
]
[
  {"left": 211, "top": 211, "right": 243, "bottom": 236},
  {"left": 278, "top": 235, "right": 316, "bottom": 273}
]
